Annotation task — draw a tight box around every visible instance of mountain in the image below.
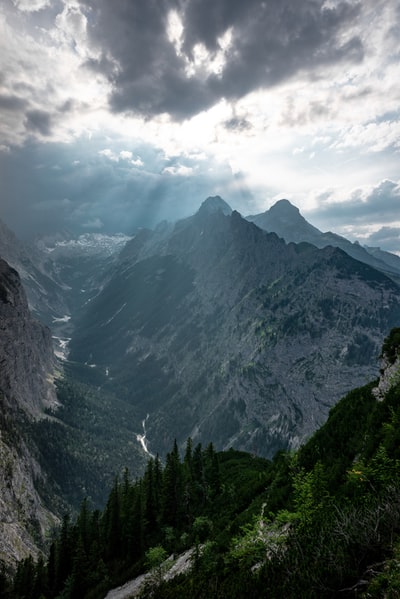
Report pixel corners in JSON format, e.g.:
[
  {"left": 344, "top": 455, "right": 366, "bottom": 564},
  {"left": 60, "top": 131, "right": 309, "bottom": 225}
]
[
  {"left": 0, "top": 254, "right": 148, "bottom": 569},
  {"left": 0, "top": 258, "right": 58, "bottom": 568},
  {"left": 18, "top": 328, "right": 400, "bottom": 598},
  {"left": 0, "top": 218, "right": 69, "bottom": 326},
  {"left": 68, "top": 198, "right": 400, "bottom": 458},
  {"left": 197, "top": 194, "right": 233, "bottom": 216},
  {"left": 247, "top": 199, "right": 400, "bottom": 278},
  {"left": 34, "top": 231, "right": 133, "bottom": 358}
]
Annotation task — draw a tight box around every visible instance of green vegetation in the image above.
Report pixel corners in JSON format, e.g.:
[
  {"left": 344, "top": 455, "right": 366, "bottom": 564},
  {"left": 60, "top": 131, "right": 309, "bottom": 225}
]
[
  {"left": 29, "top": 376, "right": 147, "bottom": 510},
  {"left": 8, "top": 329, "right": 400, "bottom": 598},
  {"left": 11, "top": 441, "right": 265, "bottom": 598}
]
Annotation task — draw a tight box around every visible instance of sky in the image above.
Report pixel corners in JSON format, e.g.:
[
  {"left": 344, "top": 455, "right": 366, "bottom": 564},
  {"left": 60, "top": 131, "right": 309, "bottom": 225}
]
[{"left": 0, "top": 0, "right": 399, "bottom": 252}]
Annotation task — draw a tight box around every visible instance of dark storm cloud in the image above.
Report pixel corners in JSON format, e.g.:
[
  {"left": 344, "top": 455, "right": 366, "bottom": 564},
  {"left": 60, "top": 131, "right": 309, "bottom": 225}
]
[
  {"left": 78, "top": 0, "right": 363, "bottom": 120},
  {"left": 309, "top": 180, "right": 400, "bottom": 227},
  {"left": 24, "top": 109, "right": 53, "bottom": 136},
  {"left": 332, "top": 179, "right": 400, "bottom": 223},
  {"left": 0, "top": 94, "right": 27, "bottom": 111},
  {"left": 367, "top": 226, "right": 400, "bottom": 248}
]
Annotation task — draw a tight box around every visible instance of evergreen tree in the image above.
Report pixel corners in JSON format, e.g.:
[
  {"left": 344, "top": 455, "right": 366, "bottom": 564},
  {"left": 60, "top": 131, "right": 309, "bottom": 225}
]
[
  {"left": 204, "top": 442, "right": 221, "bottom": 501},
  {"left": 13, "top": 555, "right": 35, "bottom": 599},
  {"left": 32, "top": 555, "right": 48, "bottom": 599},
  {"left": 102, "top": 478, "right": 121, "bottom": 559},
  {"left": 144, "top": 458, "right": 159, "bottom": 533},
  {"left": 124, "top": 480, "right": 145, "bottom": 561},
  {"left": 162, "top": 440, "right": 183, "bottom": 529},
  {"left": 54, "top": 513, "right": 74, "bottom": 596}
]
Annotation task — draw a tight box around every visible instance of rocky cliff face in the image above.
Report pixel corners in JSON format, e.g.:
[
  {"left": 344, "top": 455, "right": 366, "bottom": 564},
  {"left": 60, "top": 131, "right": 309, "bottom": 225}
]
[
  {"left": 69, "top": 200, "right": 400, "bottom": 458},
  {"left": 0, "top": 259, "right": 58, "bottom": 569},
  {"left": 0, "top": 259, "right": 57, "bottom": 416}
]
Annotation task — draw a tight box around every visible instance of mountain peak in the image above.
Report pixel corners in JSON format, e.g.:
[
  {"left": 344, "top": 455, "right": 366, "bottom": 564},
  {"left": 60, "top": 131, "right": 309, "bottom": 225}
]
[
  {"left": 269, "top": 199, "right": 300, "bottom": 216},
  {"left": 197, "top": 196, "right": 232, "bottom": 216},
  {"left": 246, "top": 199, "right": 321, "bottom": 243}
]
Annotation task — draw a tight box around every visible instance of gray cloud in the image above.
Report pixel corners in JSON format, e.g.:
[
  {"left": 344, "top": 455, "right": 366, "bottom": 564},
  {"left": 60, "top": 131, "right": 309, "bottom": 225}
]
[
  {"left": 24, "top": 109, "right": 53, "bottom": 136},
  {"left": 308, "top": 180, "right": 400, "bottom": 232},
  {"left": 367, "top": 226, "right": 400, "bottom": 247},
  {"left": 78, "top": 0, "right": 363, "bottom": 120},
  {"left": 307, "top": 179, "right": 400, "bottom": 254},
  {"left": 223, "top": 116, "right": 252, "bottom": 132},
  {"left": 0, "top": 94, "right": 27, "bottom": 111}
]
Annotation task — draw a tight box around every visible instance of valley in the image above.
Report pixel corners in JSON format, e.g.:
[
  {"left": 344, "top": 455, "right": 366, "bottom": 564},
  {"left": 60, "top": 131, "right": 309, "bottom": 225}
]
[{"left": 2, "top": 196, "right": 400, "bottom": 593}]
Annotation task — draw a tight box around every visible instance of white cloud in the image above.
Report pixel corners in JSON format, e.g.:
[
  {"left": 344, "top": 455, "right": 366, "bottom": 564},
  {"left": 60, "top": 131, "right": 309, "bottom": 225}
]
[
  {"left": 332, "top": 121, "right": 400, "bottom": 153},
  {"left": 11, "top": 0, "right": 50, "bottom": 12},
  {"left": 119, "top": 150, "right": 132, "bottom": 160},
  {"left": 99, "top": 148, "right": 118, "bottom": 161},
  {"left": 99, "top": 148, "right": 144, "bottom": 167},
  {"left": 54, "top": 2, "right": 88, "bottom": 55},
  {"left": 163, "top": 164, "right": 194, "bottom": 176}
]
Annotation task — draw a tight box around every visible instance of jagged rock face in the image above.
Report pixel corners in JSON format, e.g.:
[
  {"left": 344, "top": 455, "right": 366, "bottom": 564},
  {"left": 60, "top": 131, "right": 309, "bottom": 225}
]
[
  {"left": 373, "top": 328, "right": 400, "bottom": 401},
  {"left": 69, "top": 206, "right": 400, "bottom": 458},
  {"left": 0, "top": 259, "right": 57, "bottom": 416},
  {"left": 0, "top": 428, "right": 57, "bottom": 569},
  {"left": 0, "top": 259, "right": 58, "bottom": 568}
]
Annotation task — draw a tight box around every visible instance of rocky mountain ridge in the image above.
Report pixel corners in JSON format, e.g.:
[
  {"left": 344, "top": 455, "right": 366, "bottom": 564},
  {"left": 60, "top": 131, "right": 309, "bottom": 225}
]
[
  {"left": 68, "top": 198, "right": 400, "bottom": 458},
  {"left": 3, "top": 196, "right": 400, "bottom": 571},
  {"left": 247, "top": 199, "right": 400, "bottom": 279}
]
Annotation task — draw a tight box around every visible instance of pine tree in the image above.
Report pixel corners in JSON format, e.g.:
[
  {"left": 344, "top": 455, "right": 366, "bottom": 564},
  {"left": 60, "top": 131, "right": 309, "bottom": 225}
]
[
  {"left": 162, "top": 440, "right": 183, "bottom": 529},
  {"left": 144, "top": 458, "right": 159, "bottom": 533},
  {"left": 13, "top": 555, "right": 35, "bottom": 599},
  {"left": 32, "top": 555, "right": 48, "bottom": 599},
  {"left": 102, "top": 478, "right": 121, "bottom": 559},
  {"left": 54, "top": 513, "right": 74, "bottom": 596},
  {"left": 76, "top": 497, "right": 91, "bottom": 554},
  {"left": 204, "top": 442, "right": 221, "bottom": 501}
]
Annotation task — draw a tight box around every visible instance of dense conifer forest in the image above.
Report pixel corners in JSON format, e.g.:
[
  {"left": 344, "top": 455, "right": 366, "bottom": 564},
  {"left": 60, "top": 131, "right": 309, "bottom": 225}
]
[{"left": 5, "top": 329, "right": 400, "bottom": 598}]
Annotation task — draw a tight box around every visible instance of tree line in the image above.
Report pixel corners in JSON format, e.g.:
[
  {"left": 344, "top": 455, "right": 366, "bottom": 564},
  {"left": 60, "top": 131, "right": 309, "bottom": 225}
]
[{"left": 7, "top": 328, "right": 400, "bottom": 598}]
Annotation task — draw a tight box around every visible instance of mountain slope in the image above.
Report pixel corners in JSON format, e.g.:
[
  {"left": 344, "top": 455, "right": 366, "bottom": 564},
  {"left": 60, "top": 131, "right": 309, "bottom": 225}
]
[
  {"left": 20, "top": 328, "right": 400, "bottom": 599},
  {"left": 0, "top": 258, "right": 58, "bottom": 568},
  {"left": 0, "top": 256, "right": 148, "bottom": 571},
  {"left": 0, "top": 219, "right": 69, "bottom": 325},
  {"left": 247, "top": 199, "right": 400, "bottom": 278},
  {"left": 68, "top": 198, "right": 400, "bottom": 458}
]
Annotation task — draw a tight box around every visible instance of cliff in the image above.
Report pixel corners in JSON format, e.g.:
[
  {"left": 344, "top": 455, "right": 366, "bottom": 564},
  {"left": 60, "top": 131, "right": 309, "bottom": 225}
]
[{"left": 0, "top": 259, "right": 58, "bottom": 569}]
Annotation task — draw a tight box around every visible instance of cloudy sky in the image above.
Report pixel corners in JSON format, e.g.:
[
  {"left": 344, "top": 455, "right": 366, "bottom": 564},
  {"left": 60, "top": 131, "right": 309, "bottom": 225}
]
[{"left": 1, "top": 0, "right": 399, "bottom": 252}]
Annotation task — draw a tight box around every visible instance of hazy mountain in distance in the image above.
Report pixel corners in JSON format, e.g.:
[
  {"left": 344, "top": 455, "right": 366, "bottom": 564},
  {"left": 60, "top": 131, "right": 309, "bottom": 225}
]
[{"left": 247, "top": 199, "right": 400, "bottom": 278}]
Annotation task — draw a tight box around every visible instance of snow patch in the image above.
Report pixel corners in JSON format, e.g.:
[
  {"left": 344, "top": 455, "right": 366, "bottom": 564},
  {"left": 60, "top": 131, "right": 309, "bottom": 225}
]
[
  {"left": 52, "top": 336, "right": 71, "bottom": 360},
  {"left": 52, "top": 314, "right": 71, "bottom": 323}
]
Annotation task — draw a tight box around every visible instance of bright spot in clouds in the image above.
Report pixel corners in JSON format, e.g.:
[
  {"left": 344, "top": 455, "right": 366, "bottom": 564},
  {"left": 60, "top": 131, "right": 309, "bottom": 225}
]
[{"left": 0, "top": 0, "right": 399, "bottom": 253}]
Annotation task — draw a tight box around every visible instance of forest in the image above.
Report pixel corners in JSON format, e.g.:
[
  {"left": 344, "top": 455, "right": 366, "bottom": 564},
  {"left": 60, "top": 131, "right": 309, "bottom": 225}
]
[{"left": 5, "top": 328, "right": 400, "bottom": 598}]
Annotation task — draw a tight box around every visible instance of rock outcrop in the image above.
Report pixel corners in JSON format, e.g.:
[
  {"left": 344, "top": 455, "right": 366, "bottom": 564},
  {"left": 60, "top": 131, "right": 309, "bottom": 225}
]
[{"left": 0, "top": 259, "right": 58, "bottom": 569}]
